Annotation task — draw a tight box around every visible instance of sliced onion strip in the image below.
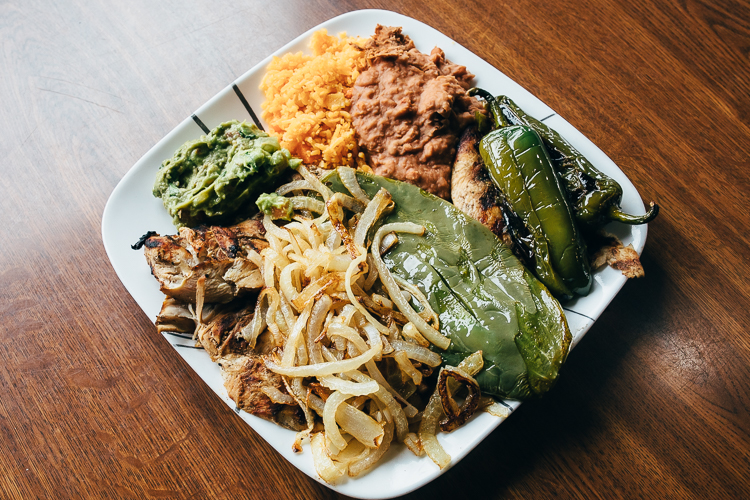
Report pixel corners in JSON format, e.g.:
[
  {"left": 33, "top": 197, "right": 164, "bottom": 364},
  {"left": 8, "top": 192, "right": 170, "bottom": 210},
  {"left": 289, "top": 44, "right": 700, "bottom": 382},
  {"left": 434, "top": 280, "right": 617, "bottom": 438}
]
[
  {"left": 353, "top": 188, "right": 393, "bottom": 248},
  {"left": 239, "top": 288, "right": 269, "bottom": 347},
  {"left": 344, "top": 251, "right": 389, "bottom": 335},
  {"left": 311, "top": 432, "right": 347, "bottom": 484},
  {"left": 347, "top": 370, "right": 408, "bottom": 442},
  {"left": 391, "top": 339, "right": 443, "bottom": 367},
  {"left": 307, "top": 295, "right": 331, "bottom": 364},
  {"left": 364, "top": 359, "right": 418, "bottom": 419},
  {"left": 276, "top": 178, "right": 314, "bottom": 195},
  {"left": 393, "top": 351, "right": 422, "bottom": 386},
  {"left": 261, "top": 386, "right": 296, "bottom": 405},
  {"left": 372, "top": 224, "right": 450, "bottom": 350},
  {"left": 337, "top": 402, "right": 384, "bottom": 449},
  {"left": 327, "top": 323, "right": 369, "bottom": 355},
  {"left": 290, "top": 196, "right": 326, "bottom": 214},
  {"left": 319, "top": 375, "right": 379, "bottom": 396},
  {"left": 280, "top": 301, "right": 312, "bottom": 368},
  {"left": 337, "top": 166, "right": 371, "bottom": 204},
  {"left": 403, "top": 432, "right": 424, "bottom": 457},
  {"left": 297, "top": 165, "right": 333, "bottom": 201},
  {"left": 326, "top": 195, "right": 359, "bottom": 258},
  {"left": 481, "top": 398, "right": 512, "bottom": 418},
  {"left": 348, "top": 420, "right": 393, "bottom": 477},
  {"left": 279, "top": 262, "right": 303, "bottom": 306},
  {"left": 323, "top": 391, "right": 350, "bottom": 452},
  {"left": 263, "top": 214, "right": 292, "bottom": 243},
  {"left": 393, "top": 274, "right": 439, "bottom": 327},
  {"left": 437, "top": 366, "right": 481, "bottom": 433},
  {"left": 265, "top": 342, "right": 380, "bottom": 377},
  {"left": 419, "top": 385, "right": 451, "bottom": 469},
  {"left": 400, "top": 322, "right": 430, "bottom": 347},
  {"left": 292, "top": 272, "right": 343, "bottom": 311}
]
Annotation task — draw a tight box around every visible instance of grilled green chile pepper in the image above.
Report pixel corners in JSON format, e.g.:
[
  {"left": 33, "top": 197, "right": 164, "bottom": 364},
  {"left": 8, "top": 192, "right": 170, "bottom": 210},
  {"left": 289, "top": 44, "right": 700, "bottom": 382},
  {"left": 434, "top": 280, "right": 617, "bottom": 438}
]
[
  {"left": 495, "top": 96, "right": 659, "bottom": 229},
  {"left": 469, "top": 88, "right": 592, "bottom": 299},
  {"left": 323, "top": 170, "right": 572, "bottom": 400}
]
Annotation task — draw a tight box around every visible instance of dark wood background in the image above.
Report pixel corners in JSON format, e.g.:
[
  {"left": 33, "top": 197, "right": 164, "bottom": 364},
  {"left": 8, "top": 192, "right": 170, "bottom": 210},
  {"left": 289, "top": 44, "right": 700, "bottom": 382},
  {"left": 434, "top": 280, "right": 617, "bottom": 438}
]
[{"left": 2, "top": 0, "right": 749, "bottom": 498}]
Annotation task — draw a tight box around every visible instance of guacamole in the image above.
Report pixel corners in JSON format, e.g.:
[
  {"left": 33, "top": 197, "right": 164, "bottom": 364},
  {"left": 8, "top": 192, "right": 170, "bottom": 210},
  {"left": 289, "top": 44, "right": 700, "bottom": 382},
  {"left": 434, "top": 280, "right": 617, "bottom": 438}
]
[
  {"left": 256, "top": 192, "right": 293, "bottom": 221},
  {"left": 153, "top": 120, "right": 301, "bottom": 227}
]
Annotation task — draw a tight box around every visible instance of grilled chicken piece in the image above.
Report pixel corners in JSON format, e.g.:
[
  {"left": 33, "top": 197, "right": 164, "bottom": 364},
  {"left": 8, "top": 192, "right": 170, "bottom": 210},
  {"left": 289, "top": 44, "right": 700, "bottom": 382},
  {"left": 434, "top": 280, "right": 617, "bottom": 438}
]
[
  {"left": 451, "top": 126, "right": 514, "bottom": 248},
  {"left": 143, "top": 218, "right": 267, "bottom": 304},
  {"left": 156, "top": 297, "right": 200, "bottom": 334},
  {"left": 220, "top": 354, "right": 306, "bottom": 431},
  {"left": 154, "top": 298, "right": 305, "bottom": 431},
  {"left": 590, "top": 232, "right": 645, "bottom": 278},
  {"left": 194, "top": 302, "right": 256, "bottom": 362}
]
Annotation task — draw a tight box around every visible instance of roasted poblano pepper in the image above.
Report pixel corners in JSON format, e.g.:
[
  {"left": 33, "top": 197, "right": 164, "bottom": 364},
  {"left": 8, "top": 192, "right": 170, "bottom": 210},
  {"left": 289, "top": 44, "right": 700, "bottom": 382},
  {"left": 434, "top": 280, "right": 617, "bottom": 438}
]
[
  {"left": 494, "top": 95, "right": 659, "bottom": 229},
  {"left": 469, "top": 88, "right": 592, "bottom": 299},
  {"left": 324, "top": 171, "right": 572, "bottom": 400}
]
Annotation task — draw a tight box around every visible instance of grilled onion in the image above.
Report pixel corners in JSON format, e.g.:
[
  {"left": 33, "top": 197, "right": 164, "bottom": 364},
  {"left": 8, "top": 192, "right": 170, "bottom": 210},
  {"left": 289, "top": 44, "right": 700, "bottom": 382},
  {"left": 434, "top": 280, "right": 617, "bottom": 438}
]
[{"left": 249, "top": 167, "right": 498, "bottom": 482}]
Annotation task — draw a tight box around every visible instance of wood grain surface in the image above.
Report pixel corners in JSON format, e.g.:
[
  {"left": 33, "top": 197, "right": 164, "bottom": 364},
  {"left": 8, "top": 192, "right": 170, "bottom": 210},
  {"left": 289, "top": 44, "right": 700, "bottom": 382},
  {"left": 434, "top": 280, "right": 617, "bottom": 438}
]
[{"left": 1, "top": 0, "right": 749, "bottom": 498}]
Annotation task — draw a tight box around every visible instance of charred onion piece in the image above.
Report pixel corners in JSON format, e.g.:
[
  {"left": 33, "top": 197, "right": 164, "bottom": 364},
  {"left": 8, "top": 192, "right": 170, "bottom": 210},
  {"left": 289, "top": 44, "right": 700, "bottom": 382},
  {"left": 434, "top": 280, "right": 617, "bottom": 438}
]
[{"left": 438, "top": 367, "right": 481, "bottom": 432}]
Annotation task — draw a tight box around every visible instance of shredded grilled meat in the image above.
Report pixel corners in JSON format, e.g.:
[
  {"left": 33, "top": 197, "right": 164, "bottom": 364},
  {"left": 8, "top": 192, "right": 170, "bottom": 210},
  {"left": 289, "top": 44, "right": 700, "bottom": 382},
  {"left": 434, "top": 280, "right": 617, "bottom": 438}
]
[
  {"left": 590, "top": 233, "right": 645, "bottom": 278},
  {"left": 143, "top": 218, "right": 267, "bottom": 304},
  {"left": 154, "top": 298, "right": 306, "bottom": 431}
]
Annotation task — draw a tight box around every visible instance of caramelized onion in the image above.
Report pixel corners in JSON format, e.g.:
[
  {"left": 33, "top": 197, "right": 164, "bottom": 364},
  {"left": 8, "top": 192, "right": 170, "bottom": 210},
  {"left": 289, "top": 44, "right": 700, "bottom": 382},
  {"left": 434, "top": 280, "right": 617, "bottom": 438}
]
[
  {"left": 297, "top": 165, "right": 333, "bottom": 201},
  {"left": 245, "top": 168, "right": 495, "bottom": 480},
  {"left": 337, "top": 403, "right": 385, "bottom": 449},
  {"left": 265, "top": 341, "right": 380, "bottom": 377},
  {"left": 323, "top": 391, "right": 351, "bottom": 452},
  {"left": 391, "top": 339, "right": 442, "bottom": 367},
  {"left": 437, "top": 366, "right": 481, "bottom": 432},
  {"left": 276, "top": 179, "right": 314, "bottom": 195},
  {"left": 338, "top": 166, "right": 371, "bottom": 204},
  {"left": 311, "top": 432, "right": 347, "bottom": 483},
  {"left": 353, "top": 188, "right": 393, "bottom": 248},
  {"left": 319, "top": 375, "right": 379, "bottom": 396},
  {"left": 371, "top": 223, "right": 451, "bottom": 350},
  {"left": 261, "top": 386, "right": 296, "bottom": 405},
  {"left": 419, "top": 386, "right": 451, "bottom": 469},
  {"left": 348, "top": 420, "right": 393, "bottom": 477},
  {"left": 290, "top": 196, "right": 326, "bottom": 214}
]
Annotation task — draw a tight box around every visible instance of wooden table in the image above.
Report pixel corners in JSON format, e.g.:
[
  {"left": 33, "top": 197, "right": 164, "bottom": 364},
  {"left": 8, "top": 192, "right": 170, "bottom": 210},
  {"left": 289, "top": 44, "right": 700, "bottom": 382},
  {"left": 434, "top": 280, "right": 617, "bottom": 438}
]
[{"left": 2, "top": 0, "right": 749, "bottom": 498}]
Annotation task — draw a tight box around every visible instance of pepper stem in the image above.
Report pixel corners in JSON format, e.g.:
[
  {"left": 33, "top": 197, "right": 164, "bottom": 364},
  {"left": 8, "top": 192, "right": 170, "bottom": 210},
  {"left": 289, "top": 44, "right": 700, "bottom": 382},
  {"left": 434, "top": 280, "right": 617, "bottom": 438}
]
[
  {"left": 468, "top": 87, "right": 509, "bottom": 128},
  {"left": 607, "top": 202, "right": 659, "bottom": 225}
]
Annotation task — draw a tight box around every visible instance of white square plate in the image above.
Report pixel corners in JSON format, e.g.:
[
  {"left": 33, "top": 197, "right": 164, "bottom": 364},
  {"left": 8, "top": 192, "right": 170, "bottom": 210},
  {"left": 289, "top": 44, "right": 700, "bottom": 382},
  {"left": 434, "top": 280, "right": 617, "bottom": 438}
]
[{"left": 102, "top": 9, "right": 648, "bottom": 499}]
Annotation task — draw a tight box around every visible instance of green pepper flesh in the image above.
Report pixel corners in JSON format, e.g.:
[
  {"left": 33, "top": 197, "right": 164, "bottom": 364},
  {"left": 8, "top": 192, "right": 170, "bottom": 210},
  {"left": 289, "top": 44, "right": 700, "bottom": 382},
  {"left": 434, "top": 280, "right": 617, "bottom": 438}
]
[
  {"left": 481, "top": 126, "right": 592, "bottom": 297},
  {"left": 324, "top": 171, "right": 572, "bottom": 400},
  {"left": 469, "top": 88, "right": 592, "bottom": 299},
  {"left": 495, "top": 96, "right": 659, "bottom": 228}
]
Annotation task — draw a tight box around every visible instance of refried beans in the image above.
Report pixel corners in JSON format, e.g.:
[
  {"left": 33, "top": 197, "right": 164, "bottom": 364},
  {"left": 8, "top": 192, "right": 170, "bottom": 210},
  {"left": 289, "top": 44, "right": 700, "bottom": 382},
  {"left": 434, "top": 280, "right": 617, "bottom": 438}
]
[{"left": 351, "top": 25, "right": 484, "bottom": 200}]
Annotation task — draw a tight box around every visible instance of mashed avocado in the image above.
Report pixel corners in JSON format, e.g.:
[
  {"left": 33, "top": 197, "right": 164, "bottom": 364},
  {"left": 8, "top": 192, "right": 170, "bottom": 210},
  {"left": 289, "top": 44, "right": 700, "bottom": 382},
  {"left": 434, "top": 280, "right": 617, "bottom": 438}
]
[
  {"left": 256, "top": 192, "right": 293, "bottom": 221},
  {"left": 153, "top": 120, "right": 301, "bottom": 227}
]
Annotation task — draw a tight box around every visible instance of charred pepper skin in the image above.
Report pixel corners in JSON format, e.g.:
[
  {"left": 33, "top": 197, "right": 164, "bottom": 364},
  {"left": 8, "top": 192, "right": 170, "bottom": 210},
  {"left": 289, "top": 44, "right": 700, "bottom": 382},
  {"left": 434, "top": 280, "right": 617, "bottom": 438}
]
[
  {"left": 469, "top": 88, "right": 592, "bottom": 299},
  {"left": 495, "top": 95, "right": 659, "bottom": 229}
]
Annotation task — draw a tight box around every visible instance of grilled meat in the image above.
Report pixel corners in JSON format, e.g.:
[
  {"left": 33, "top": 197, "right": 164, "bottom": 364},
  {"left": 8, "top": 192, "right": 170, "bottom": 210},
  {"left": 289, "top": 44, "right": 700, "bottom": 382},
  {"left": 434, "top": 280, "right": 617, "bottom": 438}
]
[
  {"left": 451, "top": 126, "right": 514, "bottom": 249},
  {"left": 590, "top": 232, "right": 645, "bottom": 278},
  {"left": 143, "top": 218, "right": 267, "bottom": 304},
  {"left": 220, "top": 354, "right": 306, "bottom": 431},
  {"left": 194, "top": 302, "right": 257, "bottom": 362},
  {"left": 145, "top": 218, "right": 305, "bottom": 431},
  {"left": 155, "top": 297, "right": 207, "bottom": 334},
  {"left": 154, "top": 298, "right": 305, "bottom": 431}
]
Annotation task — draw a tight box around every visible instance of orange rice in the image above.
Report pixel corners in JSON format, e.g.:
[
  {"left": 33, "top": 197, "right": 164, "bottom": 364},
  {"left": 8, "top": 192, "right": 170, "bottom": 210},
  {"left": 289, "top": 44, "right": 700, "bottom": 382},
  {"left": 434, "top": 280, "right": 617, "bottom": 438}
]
[{"left": 260, "top": 30, "right": 369, "bottom": 170}]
